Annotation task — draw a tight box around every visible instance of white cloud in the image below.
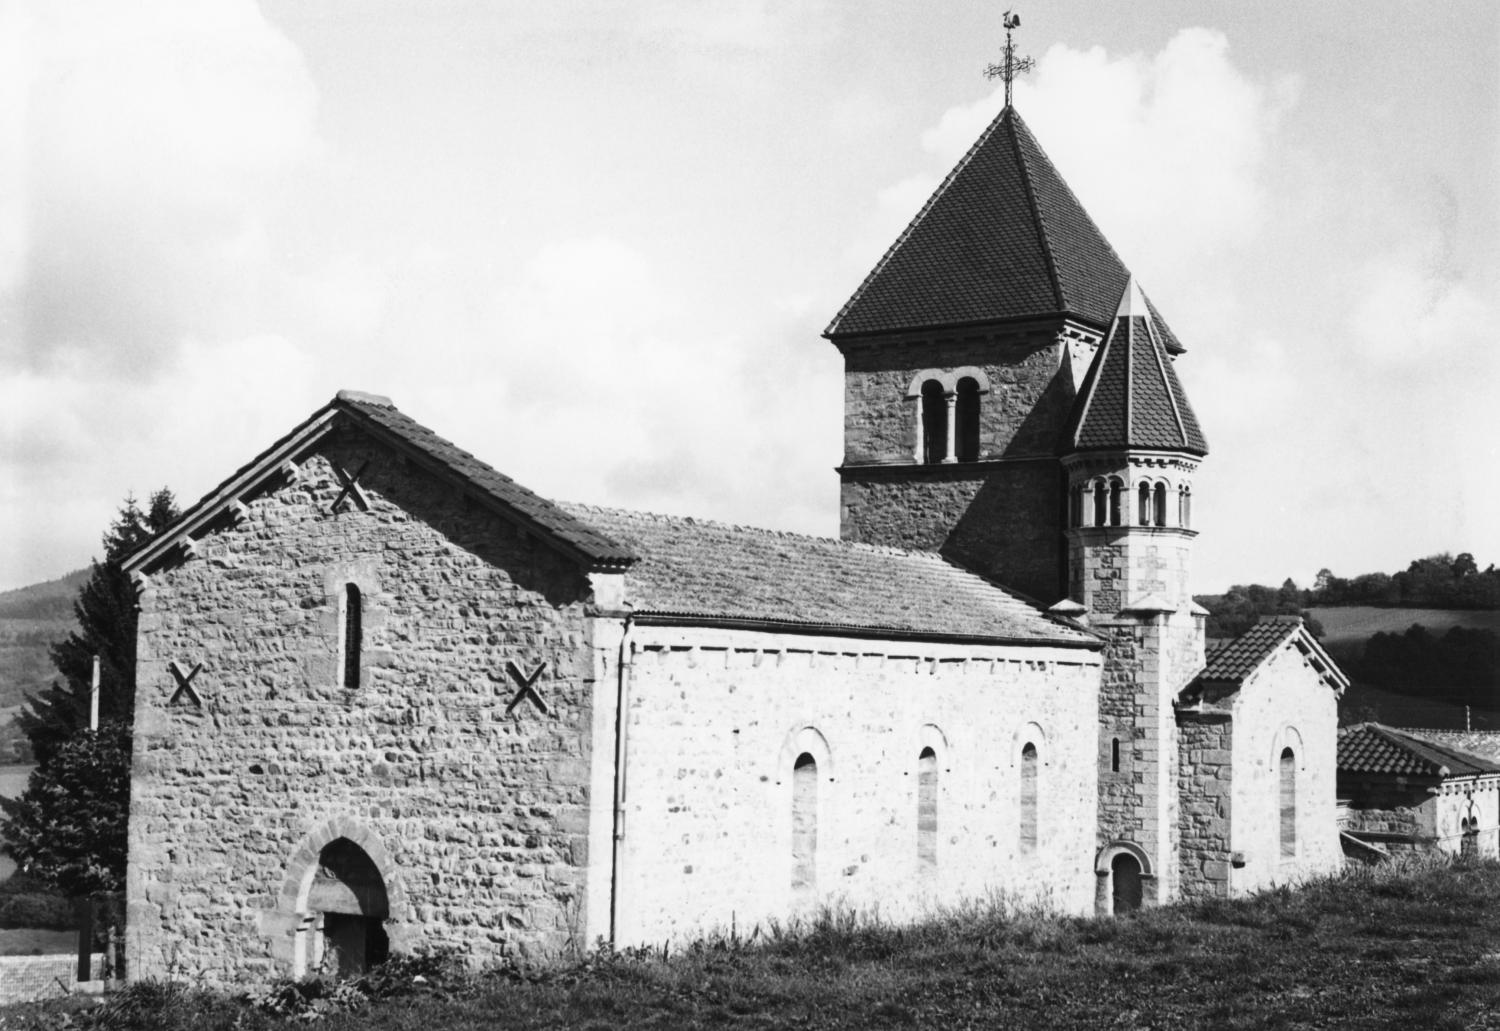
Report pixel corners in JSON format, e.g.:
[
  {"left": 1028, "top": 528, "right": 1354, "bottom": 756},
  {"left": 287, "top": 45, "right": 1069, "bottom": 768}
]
[{"left": 0, "top": 0, "right": 320, "bottom": 374}]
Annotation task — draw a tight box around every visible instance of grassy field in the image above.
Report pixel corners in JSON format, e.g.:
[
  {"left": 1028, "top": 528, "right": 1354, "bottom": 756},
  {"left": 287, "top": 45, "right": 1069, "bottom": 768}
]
[
  {"left": 5, "top": 857, "right": 1498, "bottom": 1030},
  {"left": 1309, "top": 606, "right": 1500, "bottom": 647}
]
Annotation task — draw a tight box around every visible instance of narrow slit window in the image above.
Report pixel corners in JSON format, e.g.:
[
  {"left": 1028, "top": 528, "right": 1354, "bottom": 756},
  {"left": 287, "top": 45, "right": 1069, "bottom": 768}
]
[
  {"left": 954, "top": 377, "right": 980, "bottom": 462},
  {"left": 1110, "top": 737, "right": 1121, "bottom": 773},
  {"left": 792, "top": 753, "right": 818, "bottom": 898},
  {"left": 1153, "top": 482, "right": 1167, "bottom": 527},
  {"left": 1279, "top": 747, "right": 1296, "bottom": 858},
  {"left": 1108, "top": 478, "right": 1123, "bottom": 528},
  {"left": 918, "top": 747, "right": 938, "bottom": 871},
  {"left": 342, "top": 584, "right": 362, "bottom": 689},
  {"left": 1091, "top": 479, "right": 1106, "bottom": 527},
  {"left": 1020, "top": 743, "right": 1038, "bottom": 854},
  {"left": 920, "top": 380, "right": 947, "bottom": 465}
]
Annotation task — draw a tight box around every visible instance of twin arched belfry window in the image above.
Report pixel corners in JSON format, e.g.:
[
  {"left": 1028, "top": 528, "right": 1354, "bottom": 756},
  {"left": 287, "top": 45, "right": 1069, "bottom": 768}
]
[{"left": 914, "top": 372, "right": 983, "bottom": 464}]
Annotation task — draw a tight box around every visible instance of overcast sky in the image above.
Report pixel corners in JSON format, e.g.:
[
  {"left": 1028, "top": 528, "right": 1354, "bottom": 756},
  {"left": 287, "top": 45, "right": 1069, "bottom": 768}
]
[{"left": 2, "top": 1, "right": 1496, "bottom": 594}]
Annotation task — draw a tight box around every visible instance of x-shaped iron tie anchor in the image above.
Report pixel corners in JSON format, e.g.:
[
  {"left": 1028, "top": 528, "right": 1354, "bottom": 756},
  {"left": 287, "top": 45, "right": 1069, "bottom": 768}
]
[
  {"left": 505, "top": 661, "right": 550, "bottom": 717},
  {"left": 330, "top": 461, "right": 371, "bottom": 515},
  {"left": 168, "top": 661, "right": 204, "bottom": 707}
]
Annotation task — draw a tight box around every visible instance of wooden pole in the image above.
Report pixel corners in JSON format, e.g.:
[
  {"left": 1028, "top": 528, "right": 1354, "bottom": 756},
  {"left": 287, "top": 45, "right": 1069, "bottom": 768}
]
[
  {"left": 89, "top": 655, "right": 100, "bottom": 732},
  {"left": 76, "top": 897, "right": 93, "bottom": 982}
]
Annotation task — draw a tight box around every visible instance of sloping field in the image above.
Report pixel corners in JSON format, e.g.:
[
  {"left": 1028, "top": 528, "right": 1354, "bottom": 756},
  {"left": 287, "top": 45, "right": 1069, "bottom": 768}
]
[{"left": 1309, "top": 606, "right": 1499, "bottom": 647}]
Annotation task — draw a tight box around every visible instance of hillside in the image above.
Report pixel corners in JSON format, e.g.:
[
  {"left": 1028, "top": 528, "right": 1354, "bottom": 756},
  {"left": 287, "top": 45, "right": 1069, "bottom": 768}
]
[
  {"left": 1309, "top": 606, "right": 1500, "bottom": 647},
  {"left": 0, "top": 569, "right": 88, "bottom": 622},
  {"left": 0, "top": 569, "right": 85, "bottom": 762}
]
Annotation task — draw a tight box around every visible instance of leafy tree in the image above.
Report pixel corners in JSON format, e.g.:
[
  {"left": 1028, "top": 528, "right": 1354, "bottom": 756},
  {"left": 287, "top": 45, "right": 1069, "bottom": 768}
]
[
  {"left": 0, "top": 723, "right": 131, "bottom": 896},
  {"left": 2, "top": 489, "right": 176, "bottom": 897},
  {"left": 16, "top": 489, "right": 178, "bottom": 765}
]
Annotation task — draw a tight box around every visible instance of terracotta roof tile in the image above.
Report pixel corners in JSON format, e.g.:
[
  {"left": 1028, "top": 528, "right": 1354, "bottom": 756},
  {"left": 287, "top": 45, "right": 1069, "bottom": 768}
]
[
  {"left": 1067, "top": 283, "right": 1208, "bottom": 456},
  {"left": 1339, "top": 723, "right": 1500, "bottom": 779},
  {"left": 1201, "top": 617, "right": 1303, "bottom": 682},
  {"left": 558, "top": 503, "right": 1097, "bottom": 645},
  {"left": 826, "top": 107, "right": 1183, "bottom": 351},
  {"left": 335, "top": 394, "right": 636, "bottom": 566}
]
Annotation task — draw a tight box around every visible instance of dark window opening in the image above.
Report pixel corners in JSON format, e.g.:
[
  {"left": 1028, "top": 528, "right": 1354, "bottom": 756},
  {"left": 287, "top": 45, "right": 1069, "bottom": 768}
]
[
  {"left": 1110, "top": 737, "right": 1121, "bottom": 773},
  {"left": 955, "top": 378, "right": 980, "bottom": 462},
  {"left": 1092, "top": 479, "right": 1107, "bottom": 528},
  {"left": 921, "top": 380, "right": 947, "bottom": 465},
  {"left": 1153, "top": 483, "right": 1167, "bottom": 527},
  {"left": 1108, "top": 478, "right": 1123, "bottom": 528},
  {"left": 918, "top": 747, "right": 938, "bottom": 871},
  {"left": 1279, "top": 748, "right": 1296, "bottom": 858},
  {"left": 792, "top": 752, "right": 818, "bottom": 898},
  {"left": 1020, "top": 743, "right": 1038, "bottom": 854},
  {"left": 342, "top": 585, "right": 362, "bottom": 689}
]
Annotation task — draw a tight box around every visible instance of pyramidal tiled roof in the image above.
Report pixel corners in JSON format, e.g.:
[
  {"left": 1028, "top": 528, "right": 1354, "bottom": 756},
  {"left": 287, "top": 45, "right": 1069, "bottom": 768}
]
[
  {"left": 825, "top": 105, "right": 1182, "bottom": 352},
  {"left": 1066, "top": 278, "right": 1208, "bottom": 455},
  {"left": 558, "top": 502, "right": 1097, "bottom": 646},
  {"left": 1339, "top": 723, "right": 1500, "bottom": 779}
]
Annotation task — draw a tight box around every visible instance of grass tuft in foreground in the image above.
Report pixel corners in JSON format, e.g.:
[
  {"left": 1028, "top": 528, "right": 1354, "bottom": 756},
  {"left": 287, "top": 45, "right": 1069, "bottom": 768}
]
[{"left": 3, "top": 855, "right": 1499, "bottom": 1030}]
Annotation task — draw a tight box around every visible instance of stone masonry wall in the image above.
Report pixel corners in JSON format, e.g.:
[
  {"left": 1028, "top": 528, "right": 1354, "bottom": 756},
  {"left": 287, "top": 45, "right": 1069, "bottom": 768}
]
[
  {"left": 128, "top": 427, "right": 597, "bottom": 985},
  {"left": 840, "top": 462, "right": 1064, "bottom": 604},
  {"left": 1228, "top": 641, "right": 1342, "bottom": 893},
  {"left": 1177, "top": 715, "right": 1233, "bottom": 899},
  {"left": 612, "top": 626, "right": 1102, "bottom": 944},
  {"left": 839, "top": 328, "right": 1074, "bottom": 466},
  {"left": 835, "top": 324, "right": 1080, "bottom": 605}
]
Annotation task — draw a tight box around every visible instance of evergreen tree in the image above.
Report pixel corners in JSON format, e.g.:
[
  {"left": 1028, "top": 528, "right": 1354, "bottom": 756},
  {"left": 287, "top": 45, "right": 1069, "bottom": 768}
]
[
  {"left": 1, "top": 489, "right": 176, "bottom": 896},
  {"left": 15, "top": 489, "right": 178, "bottom": 765},
  {"left": 0, "top": 723, "right": 131, "bottom": 896}
]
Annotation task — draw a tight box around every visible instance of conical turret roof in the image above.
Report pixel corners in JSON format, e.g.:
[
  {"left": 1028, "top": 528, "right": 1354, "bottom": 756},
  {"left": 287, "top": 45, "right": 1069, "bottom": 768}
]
[
  {"left": 825, "top": 106, "right": 1182, "bottom": 351},
  {"left": 1066, "top": 278, "right": 1207, "bottom": 455}
]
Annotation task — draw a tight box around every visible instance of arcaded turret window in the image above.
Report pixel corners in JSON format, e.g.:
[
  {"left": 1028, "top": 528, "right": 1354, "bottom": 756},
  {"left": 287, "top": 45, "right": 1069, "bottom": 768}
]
[
  {"left": 1069, "top": 484, "right": 1084, "bottom": 527},
  {"left": 792, "top": 753, "right": 818, "bottom": 898},
  {"left": 1091, "top": 479, "right": 1106, "bottom": 527},
  {"left": 341, "top": 584, "right": 362, "bottom": 689},
  {"left": 1179, "top": 485, "right": 1192, "bottom": 528},
  {"left": 920, "top": 380, "right": 947, "bottom": 465},
  {"left": 1138, "top": 482, "right": 1151, "bottom": 525},
  {"left": 1153, "top": 482, "right": 1167, "bottom": 527},
  {"left": 918, "top": 747, "right": 938, "bottom": 871},
  {"left": 1020, "top": 743, "right": 1038, "bottom": 854},
  {"left": 1108, "top": 478, "right": 1123, "bottom": 527},
  {"left": 955, "top": 377, "right": 980, "bottom": 462},
  {"left": 1279, "top": 748, "right": 1296, "bottom": 858}
]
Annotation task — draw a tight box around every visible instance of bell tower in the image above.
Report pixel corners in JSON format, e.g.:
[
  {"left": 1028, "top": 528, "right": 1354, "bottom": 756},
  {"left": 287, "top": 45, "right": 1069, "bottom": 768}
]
[
  {"left": 824, "top": 104, "right": 1190, "bottom": 603},
  {"left": 1059, "top": 275, "right": 1209, "bottom": 907}
]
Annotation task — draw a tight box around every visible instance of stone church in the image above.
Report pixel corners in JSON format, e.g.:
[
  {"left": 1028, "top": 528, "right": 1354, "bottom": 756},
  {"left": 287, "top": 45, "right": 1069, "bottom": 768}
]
[{"left": 121, "top": 103, "right": 1348, "bottom": 982}]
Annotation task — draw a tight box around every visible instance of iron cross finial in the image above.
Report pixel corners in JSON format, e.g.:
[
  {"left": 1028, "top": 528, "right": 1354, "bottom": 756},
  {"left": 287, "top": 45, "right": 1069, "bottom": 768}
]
[{"left": 984, "top": 9, "right": 1035, "bottom": 108}]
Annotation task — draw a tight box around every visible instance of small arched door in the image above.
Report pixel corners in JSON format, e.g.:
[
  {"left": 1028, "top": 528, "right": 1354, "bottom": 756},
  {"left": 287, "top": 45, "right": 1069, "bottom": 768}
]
[
  {"left": 308, "top": 838, "right": 390, "bottom": 976},
  {"left": 1111, "top": 853, "right": 1143, "bottom": 914}
]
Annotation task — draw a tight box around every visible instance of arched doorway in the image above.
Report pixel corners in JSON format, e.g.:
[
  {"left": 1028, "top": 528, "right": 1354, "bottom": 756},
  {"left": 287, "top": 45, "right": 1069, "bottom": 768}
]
[
  {"left": 1111, "top": 853, "right": 1143, "bottom": 914},
  {"left": 305, "top": 838, "right": 390, "bottom": 976}
]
